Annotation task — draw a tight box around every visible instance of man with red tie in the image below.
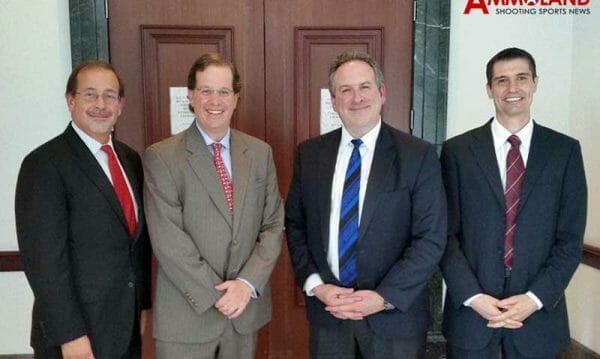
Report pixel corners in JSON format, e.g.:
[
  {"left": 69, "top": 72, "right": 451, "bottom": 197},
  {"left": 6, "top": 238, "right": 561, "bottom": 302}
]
[
  {"left": 15, "top": 61, "right": 151, "bottom": 358},
  {"left": 440, "top": 48, "right": 587, "bottom": 358}
]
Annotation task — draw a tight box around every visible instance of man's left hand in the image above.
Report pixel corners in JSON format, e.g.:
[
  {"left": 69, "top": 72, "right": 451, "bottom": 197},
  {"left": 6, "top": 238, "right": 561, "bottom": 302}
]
[
  {"left": 487, "top": 294, "right": 537, "bottom": 329},
  {"left": 325, "top": 290, "right": 386, "bottom": 320},
  {"left": 215, "top": 280, "right": 252, "bottom": 319}
]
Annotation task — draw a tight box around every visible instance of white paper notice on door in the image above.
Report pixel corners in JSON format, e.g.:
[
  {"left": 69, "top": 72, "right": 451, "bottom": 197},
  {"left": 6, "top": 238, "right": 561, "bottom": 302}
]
[
  {"left": 320, "top": 88, "right": 342, "bottom": 134},
  {"left": 170, "top": 87, "right": 196, "bottom": 135}
]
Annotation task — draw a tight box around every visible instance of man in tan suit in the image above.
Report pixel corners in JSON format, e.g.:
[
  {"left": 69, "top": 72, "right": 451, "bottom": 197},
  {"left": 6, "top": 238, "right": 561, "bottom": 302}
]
[{"left": 143, "top": 52, "right": 284, "bottom": 358}]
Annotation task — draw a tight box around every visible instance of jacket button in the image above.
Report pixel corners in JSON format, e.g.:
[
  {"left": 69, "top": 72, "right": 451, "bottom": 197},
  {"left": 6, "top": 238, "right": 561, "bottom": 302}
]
[{"left": 128, "top": 282, "right": 134, "bottom": 288}]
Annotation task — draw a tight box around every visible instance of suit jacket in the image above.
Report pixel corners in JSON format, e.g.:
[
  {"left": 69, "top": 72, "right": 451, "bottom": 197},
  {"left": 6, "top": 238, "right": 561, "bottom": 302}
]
[
  {"left": 440, "top": 120, "right": 587, "bottom": 356},
  {"left": 15, "top": 124, "right": 152, "bottom": 358},
  {"left": 285, "top": 122, "right": 447, "bottom": 338},
  {"left": 142, "top": 124, "right": 283, "bottom": 343}
]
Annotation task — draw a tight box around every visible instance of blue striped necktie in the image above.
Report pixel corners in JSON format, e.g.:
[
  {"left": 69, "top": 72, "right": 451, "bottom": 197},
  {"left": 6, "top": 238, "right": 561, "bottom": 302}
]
[{"left": 339, "top": 138, "right": 362, "bottom": 287}]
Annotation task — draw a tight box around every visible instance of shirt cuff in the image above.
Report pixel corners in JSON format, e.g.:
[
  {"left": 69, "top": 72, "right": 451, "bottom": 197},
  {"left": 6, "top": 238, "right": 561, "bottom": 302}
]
[
  {"left": 526, "top": 291, "right": 543, "bottom": 310},
  {"left": 236, "top": 278, "right": 258, "bottom": 299},
  {"left": 464, "top": 293, "right": 482, "bottom": 307},
  {"left": 303, "top": 273, "right": 325, "bottom": 296}
]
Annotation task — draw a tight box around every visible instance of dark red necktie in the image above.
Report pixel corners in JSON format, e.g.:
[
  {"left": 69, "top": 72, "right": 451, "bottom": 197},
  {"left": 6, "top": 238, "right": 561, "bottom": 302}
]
[
  {"left": 504, "top": 135, "right": 525, "bottom": 269},
  {"left": 211, "top": 143, "right": 234, "bottom": 213},
  {"left": 101, "top": 145, "right": 137, "bottom": 236}
]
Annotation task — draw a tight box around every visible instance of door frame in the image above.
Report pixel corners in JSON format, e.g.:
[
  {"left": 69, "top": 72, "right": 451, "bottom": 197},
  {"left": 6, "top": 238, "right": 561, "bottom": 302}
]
[{"left": 67, "top": 0, "right": 449, "bottom": 149}]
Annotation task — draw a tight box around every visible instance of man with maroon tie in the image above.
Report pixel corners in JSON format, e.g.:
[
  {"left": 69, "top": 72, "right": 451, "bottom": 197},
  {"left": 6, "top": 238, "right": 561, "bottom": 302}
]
[
  {"left": 440, "top": 47, "right": 587, "bottom": 358},
  {"left": 15, "top": 61, "right": 151, "bottom": 358}
]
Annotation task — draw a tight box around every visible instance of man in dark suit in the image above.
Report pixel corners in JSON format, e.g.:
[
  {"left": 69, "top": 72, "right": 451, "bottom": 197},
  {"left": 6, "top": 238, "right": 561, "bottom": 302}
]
[
  {"left": 440, "top": 47, "right": 587, "bottom": 358},
  {"left": 15, "top": 61, "right": 151, "bottom": 359},
  {"left": 285, "top": 51, "right": 447, "bottom": 358}
]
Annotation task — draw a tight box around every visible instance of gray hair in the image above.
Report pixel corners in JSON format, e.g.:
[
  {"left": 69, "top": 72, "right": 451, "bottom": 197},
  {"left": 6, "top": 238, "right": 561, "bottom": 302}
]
[{"left": 328, "top": 51, "right": 384, "bottom": 97}]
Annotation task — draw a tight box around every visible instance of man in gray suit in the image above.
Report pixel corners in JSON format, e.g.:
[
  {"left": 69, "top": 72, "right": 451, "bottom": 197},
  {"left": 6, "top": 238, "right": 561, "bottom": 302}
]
[{"left": 143, "top": 52, "right": 284, "bottom": 358}]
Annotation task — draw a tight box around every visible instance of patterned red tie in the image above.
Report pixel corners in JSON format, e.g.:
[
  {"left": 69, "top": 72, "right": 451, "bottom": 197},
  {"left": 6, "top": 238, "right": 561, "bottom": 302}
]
[
  {"left": 504, "top": 135, "right": 525, "bottom": 269},
  {"left": 101, "top": 145, "right": 137, "bottom": 237},
  {"left": 211, "top": 143, "right": 233, "bottom": 213}
]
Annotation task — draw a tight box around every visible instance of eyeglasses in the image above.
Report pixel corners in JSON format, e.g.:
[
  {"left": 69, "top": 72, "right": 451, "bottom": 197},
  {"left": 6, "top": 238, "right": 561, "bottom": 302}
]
[
  {"left": 194, "top": 87, "right": 235, "bottom": 98},
  {"left": 76, "top": 90, "right": 120, "bottom": 104}
]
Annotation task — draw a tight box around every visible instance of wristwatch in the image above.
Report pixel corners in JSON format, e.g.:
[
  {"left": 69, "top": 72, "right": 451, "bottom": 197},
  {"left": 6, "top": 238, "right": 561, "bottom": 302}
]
[{"left": 382, "top": 300, "right": 395, "bottom": 311}]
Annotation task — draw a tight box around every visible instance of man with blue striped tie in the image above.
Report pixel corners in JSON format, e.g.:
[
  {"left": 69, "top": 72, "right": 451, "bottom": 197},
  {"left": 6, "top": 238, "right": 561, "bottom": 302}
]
[{"left": 285, "top": 51, "right": 447, "bottom": 358}]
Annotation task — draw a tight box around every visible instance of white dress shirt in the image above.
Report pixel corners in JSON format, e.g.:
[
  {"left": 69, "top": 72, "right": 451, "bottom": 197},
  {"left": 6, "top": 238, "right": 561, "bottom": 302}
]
[
  {"left": 304, "top": 120, "right": 382, "bottom": 295},
  {"left": 196, "top": 123, "right": 233, "bottom": 180}
]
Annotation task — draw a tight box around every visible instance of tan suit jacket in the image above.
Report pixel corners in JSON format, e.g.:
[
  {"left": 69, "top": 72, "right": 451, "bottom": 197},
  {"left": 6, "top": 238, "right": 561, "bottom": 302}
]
[{"left": 143, "top": 124, "right": 283, "bottom": 343}]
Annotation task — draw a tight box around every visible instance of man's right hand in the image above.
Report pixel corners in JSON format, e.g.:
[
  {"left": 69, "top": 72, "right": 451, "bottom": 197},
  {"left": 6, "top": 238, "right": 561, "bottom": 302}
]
[
  {"left": 469, "top": 294, "right": 503, "bottom": 320},
  {"left": 470, "top": 294, "right": 523, "bottom": 329},
  {"left": 61, "top": 335, "right": 95, "bottom": 359},
  {"left": 313, "top": 284, "right": 358, "bottom": 306}
]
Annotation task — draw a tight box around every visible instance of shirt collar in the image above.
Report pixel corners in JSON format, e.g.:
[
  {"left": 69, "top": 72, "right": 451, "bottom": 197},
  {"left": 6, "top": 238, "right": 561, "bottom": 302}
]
[
  {"left": 491, "top": 117, "right": 533, "bottom": 153},
  {"left": 71, "top": 121, "right": 113, "bottom": 153},
  {"left": 340, "top": 119, "right": 381, "bottom": 150},
  {"left": 195, "top": 122, "right": 231, "bottom": 149}
]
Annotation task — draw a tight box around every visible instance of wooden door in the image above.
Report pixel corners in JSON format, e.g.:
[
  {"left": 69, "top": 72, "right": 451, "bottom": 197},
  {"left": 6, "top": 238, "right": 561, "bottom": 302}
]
[{"left": 108, "top": 1, "right": 413, "bottom": 357}]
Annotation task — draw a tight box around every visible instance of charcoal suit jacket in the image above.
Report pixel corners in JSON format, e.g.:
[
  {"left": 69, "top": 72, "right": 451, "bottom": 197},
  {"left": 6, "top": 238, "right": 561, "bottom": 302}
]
[{"left": 15, "top": 124, "right": 151, "bottom": 358}]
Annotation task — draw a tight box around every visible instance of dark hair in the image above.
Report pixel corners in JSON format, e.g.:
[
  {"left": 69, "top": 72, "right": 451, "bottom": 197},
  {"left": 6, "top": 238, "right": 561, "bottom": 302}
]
[
  {"left": 187, "top": 52, "right": 241, "bottom": 93},
  {"left": 65, "top": 60, "right": 124, "bottom": 97},
  {"left": 486, "top": 47, "right": 537, "bottom": 86},
  {"left": 328, "top": 51, "right": 384, "bottom": 97}
]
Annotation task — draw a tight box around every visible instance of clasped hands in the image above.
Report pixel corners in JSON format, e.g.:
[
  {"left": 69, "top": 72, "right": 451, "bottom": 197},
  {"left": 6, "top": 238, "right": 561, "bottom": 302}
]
[
  {"left": 313, "top": 284, "right": 385, "bottom": 320},
  {"left": 214, "top": 279, "right": 252, "bottom": 319},
  {"left": 470, "top": 294, "right": 538, "bottom": 329}
]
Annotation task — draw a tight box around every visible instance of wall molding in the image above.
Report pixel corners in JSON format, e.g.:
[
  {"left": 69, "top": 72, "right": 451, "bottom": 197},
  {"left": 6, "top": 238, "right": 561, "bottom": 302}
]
[
  {"left": 0, "top": 251, "right": 22, "bottom": 272},
  {"left": 582, "top": 244, "right": 600, "bottom": 270},
  {"left": 560, "top": 339, "right": 600, "bottom": 358},
  {"left": 3, "top": 244, "right": 599, "bottom": 273},
  {"left": 0, "top": 339, "right": 596, "bottom": 358}
]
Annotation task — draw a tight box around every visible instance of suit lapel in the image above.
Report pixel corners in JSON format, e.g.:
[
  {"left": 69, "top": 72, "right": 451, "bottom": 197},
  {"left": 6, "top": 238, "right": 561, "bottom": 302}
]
[
  {"left": 359, "top": 124, "right": 396, "bottom": 239},
  {"left": 231, "top": 130, "right": 250, "bottom": 238},
  {"left": 185, "top": 125, "right": 233, "bottom": 227},
  {"left": 519, "top": 123, "right": 553, "bottom": 211},
  {"left": 63, "top": 126, "right": 130, "bottom": 231},
  {"left": 318, "top": 130, "right": 341, "bottom": 251},
  {"left": 469, "top": 121, "right": 505, "bottom": 208}
]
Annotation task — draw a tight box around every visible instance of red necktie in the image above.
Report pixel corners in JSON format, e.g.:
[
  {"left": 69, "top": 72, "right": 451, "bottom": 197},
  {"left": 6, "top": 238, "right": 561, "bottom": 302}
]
[
  {"left": 504, "top": 135, "right": 525, "bottom": 269},
  {"left": 211, "top": 143, "right": 233, "bottom": 213},
  {"left": 101, "top": 145, "right": 137, "bottom": 236}
]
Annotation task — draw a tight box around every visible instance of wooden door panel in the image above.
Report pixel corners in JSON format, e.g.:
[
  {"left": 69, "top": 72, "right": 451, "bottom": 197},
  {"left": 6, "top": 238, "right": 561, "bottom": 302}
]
[
  {"left": 294, "top": 27, "right": 383, "bottom": 142},
  {"left": 264, "top": 2, "right": 413, "bottom": 357},
  {"left": 109, "top": 0, "right": 265, "bottom": 152},
  {"left": 140, "top": 26, "right": 234, "bottom": 144},
  {"left": 265, "top": 0, "right": 413, "bottom": 196}
]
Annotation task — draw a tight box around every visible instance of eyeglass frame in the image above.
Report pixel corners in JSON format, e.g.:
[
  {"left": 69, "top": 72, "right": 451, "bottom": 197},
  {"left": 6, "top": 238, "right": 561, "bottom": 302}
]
[
  {"left": 75, "top": 90, "right": 121, "bottom": 104},
  {"left": 193, "top": 87, "right": 235, "bottom": 98}
]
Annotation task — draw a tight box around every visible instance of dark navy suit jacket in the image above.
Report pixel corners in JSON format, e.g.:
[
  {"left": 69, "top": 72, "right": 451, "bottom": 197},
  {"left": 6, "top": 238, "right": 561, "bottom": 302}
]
[
  {"left": 440, "top": 120, "right": 587, "bottom": 356},
  {"left": 285, "top": 122, "right": 447, "bottom": 338}
]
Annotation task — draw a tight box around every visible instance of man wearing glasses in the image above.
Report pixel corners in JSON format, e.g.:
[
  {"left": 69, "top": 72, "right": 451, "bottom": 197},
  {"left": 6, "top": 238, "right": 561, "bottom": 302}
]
[
  {"left": 15, "top": 61, "right": 152, "bottom": 358},
  {"left": 143, "top": 52, "right": 284, "bottom": 358}
]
